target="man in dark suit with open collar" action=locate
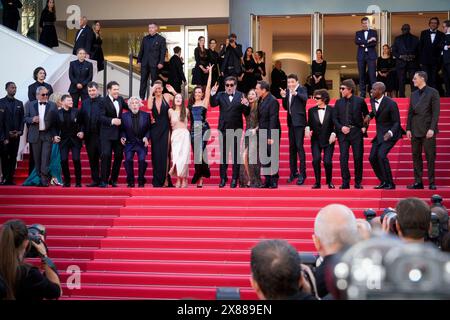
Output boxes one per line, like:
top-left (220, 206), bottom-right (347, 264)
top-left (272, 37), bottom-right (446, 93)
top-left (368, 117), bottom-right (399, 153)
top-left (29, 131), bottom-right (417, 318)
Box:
top-left (281, 73), bottom-right (308, 185)
top-left (98, 81), bottom-right (129, 188)
top-left (210, 76), bottom-right (250, 188)
top-left (69, 48), bottom-right (93, 108)
top-left (419, 17), bottom-right (446, 90)
top-left (306, 89), bottom-right (336, 189)
top-left (24, 86), bottom-right (57, 187)
top-left (73, 16), bottom-right (94, 57)
top-left (79, 82), bottom-right (102, 187)
top-left (137, 23), bottom-right (167, 100)
top-left (0, 82), bottom-right (24, 185)
top-left (256, 81), bottom-right (281, 189)
top-left (120, 98), bottom-right (151, 188)
top-left (368, 82), bottom-right (402, 190)
top-left (355, 17), bottom-right (378, 98)
top-left (406, 71), bottom-right (440, 190)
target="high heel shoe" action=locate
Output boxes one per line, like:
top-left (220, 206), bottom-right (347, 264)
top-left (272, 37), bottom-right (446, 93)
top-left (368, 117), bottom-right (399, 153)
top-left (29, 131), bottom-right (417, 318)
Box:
top-left (197, 178), bottom-right (203, 188)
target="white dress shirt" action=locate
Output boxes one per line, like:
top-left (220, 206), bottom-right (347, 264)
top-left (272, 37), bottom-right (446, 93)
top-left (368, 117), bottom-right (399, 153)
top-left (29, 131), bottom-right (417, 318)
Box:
top-left (76, 27), bottom-right (85, 42)
top-left (364, 30), bottom-right (369, 52)
top-left (318, 106), bottom-right (326, 124)
top-left (38, 102), bottom-right (46, 131)
top-left (375, 96), bottom-right (393, 137)
top-left (430, 29), bottom-right (436, 43)
top-left (109, 95), bottom-right (120, 117)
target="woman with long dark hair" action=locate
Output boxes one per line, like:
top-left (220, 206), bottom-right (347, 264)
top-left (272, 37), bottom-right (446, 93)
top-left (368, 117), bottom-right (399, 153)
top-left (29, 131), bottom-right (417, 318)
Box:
top-left (311, 49), bottom-right (327, 91)
top-left (192, 36), bottom-right (209, 86)
top-left (188, 64), bottom-right (215, 188)
top-left (208, 38), bottom-right (220, 86)
top-left (241, 47), bottom-right (257, 93)
top-left (92, 21), bottom-right (105, 72)
top-left (38, 0), bottom-right (59, 48)
top-left (0, 220), bottom-right (61, 300)
top-left (254, 50), bottom-right (266, 82)
top-left (377, 44), bottom-right (397, 97)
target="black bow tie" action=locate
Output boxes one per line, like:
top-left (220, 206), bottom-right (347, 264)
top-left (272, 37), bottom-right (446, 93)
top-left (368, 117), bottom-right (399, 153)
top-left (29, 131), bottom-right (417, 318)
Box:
top-left (430, 31), bottom-right (436, 34)
top-left (228, 94), bottom-right (234, 98)
top-left (39, 102), bottom-right (47, 106)
top-left (318, 107), bottom-right (325, 110)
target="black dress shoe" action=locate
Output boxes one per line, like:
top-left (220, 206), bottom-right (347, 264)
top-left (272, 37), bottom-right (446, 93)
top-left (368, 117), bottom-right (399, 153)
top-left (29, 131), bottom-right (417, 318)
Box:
top-left (127, 183), bottom-right (135, 188)
top-left (110, 181), bottom-right (118, 188)
top-left (75, 183), bottom-right (82, 188)
top-left (296, 176), bottom-right (306, 186)
top-left (340, 184), bottom-right (350, 189)
top-left (374, 182), bottom-right (387, 189)
top-left (355, 184), bottom-right (363, 189)
top-left (270, 181), bottom-right (278, 189)
top-left (383, 184), bottom-right (396, 190)
top-left (63, 183), bottom-right (71, 188)
top-left (98, 182), bottom-right (108, 188)
top-left (219, 178), bottom-right (227, 188)
top-left (328, 183), bottom-right (335, 189)
top-left (407, 182), bottom-right (424, 189)
top-left (312, 183), bottom-right (321, 189)
top-left (230, 179), bottom-right (238, 188)
top-left (86, 182), bottom-right (99, 187)
top-left (287, 173), bottom-right (299, 183)
top-left (138, 183), bottom-right (145, 188)
top-left (429, 184), bottom-right (437, 190)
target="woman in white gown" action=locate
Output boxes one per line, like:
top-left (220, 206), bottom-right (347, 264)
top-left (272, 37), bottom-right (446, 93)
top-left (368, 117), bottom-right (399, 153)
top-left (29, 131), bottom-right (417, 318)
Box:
top-left (168, 93), bottom-right (191, 188)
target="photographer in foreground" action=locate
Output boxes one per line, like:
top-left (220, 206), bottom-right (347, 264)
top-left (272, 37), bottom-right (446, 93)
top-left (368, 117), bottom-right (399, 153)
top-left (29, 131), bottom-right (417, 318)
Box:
top-left (0, 220), bottom-right (61, 300)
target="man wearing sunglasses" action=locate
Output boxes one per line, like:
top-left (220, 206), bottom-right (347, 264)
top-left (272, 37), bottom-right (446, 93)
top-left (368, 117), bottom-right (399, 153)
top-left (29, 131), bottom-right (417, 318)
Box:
top-left (24, 87), bottom-right (58, 187)
top-left (333, 79), bottom-right (370, 189)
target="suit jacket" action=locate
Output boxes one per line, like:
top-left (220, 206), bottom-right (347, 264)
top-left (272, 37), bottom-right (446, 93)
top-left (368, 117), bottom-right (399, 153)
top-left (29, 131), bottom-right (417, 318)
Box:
top-left (210, 91), bottom-right (250, 131)
top-left (0, 97), bottom-right (24, 134)
top-left (79, 96), bottom-right (101, 134)
top-left (333, 95), bottom-right (369, 140)
top-left (392, 33), bottom-right (420, 68)
top-left (308, 105), bottom-right (335, 148)
top-left (99, 96), bottom-right (129, 141)
top-left (68, 60), bottom-right (93, 94)
top-left (120, 111), bottom-right (151, 145)
top-left (355, 29), bottom-right (378, 60)
top-left (258, 94), bottom-right (281, 140)
top-left (369, 96), bottom-right (402, 145)
top-left (73, 25), bottom-right (95, 56)
top-left (55, 108), bottom-right (82, 148)
top-left (24, 101), bottom-right (57, 143)
top-left (168, 55), bottom-right (186, 88)
top-left (443, 34), bottom-right (450, 65)
top-left (137, 33), bottom-right (166, 68)
top-left (407, 86), bottom-right (440, 138)
top-left (1, 0), bottom-right (22, 21)
top-left (282, 85), bottom-right (308, 127)
top-left (220, 43), bottom-right (243, 75)
top-left (419, 29), bottom-right (446, 65)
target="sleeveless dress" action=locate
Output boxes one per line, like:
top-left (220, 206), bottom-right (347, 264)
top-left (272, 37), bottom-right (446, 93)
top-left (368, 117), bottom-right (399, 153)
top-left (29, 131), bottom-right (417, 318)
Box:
top-left (169, 109), bottom-right (191, 178)
top-left (189, 105), bottom-right (211, 181)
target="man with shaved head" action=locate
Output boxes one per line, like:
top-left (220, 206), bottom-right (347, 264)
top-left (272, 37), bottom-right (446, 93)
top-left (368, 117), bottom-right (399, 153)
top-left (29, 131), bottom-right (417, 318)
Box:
top-left (368, 82), bottom-right (402, 190)
top-left (313, 204), bottom-right (359, 298)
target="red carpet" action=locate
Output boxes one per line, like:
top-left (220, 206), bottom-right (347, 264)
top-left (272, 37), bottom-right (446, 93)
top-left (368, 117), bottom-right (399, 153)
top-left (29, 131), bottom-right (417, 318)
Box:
top-left (0, 98), bottom-right (449, 299)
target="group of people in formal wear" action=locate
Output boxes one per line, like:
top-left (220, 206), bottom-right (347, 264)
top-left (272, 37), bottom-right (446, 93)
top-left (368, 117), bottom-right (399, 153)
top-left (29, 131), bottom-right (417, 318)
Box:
top-left (357, 17), bottom-right (450, 98)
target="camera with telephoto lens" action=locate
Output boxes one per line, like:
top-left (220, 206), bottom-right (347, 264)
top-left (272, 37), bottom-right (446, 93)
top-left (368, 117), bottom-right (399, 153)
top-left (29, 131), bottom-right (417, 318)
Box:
top-left (431, 194), bottom-right (444, 207)
top-left (428, 195), bottom-right (449, 248)
top-left (380, 208), bottom-right (398, 235)
top-left (363, 209), bottom-right (377, 222)
top-left (26, 224), bottom-right (49, 258)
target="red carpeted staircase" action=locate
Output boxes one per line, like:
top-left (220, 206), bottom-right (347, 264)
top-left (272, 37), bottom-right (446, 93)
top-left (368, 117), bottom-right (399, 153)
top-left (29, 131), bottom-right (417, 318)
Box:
top-left (0, 98), bottom-right (449, 300)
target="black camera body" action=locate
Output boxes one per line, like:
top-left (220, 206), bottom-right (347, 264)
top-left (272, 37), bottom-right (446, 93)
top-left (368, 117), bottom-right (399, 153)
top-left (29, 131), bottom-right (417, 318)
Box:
top-left (363, 209), bottom-right (377, 222)
top-left (26, 224), bottom-right (48, 258)
top-left (380, 208), bottom-right (398, 235)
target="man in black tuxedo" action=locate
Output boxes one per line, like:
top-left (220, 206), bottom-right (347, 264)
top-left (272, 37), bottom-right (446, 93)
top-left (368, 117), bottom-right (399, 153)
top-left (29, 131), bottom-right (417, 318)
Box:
top-left (419, 17), bottom-right (446, 90)
top-left (270, 61), bottom-right (287, 99)
top-left (120, 97), bottom-right (151, 188)
top-left (256, 81), bottom-right (281, 189)
top-left (210, 76), bottom-right (250, 188)
top-left (280, 74), bottom-right (308, 185)
top-left (392, 24), bottom-right (420, 98)
top-left (333, 79), bottom-right (370, 189)
top-left (1, 0), bottom-right (22, 31)
top-left (406, 71), bottom-right (440, 190)
top-left (0, 82), bottom-right (24, 185)
top-left (368, 82), bottom-right (402, 190)
top-left (53, 95), bottom-right (83, 187)
top-left (220, 33), bottom-right (243, 79)
top-left (355, 17), bottom-right (378, 98)
top-left (443, 20), bottom-right (450, 97)
top-left (168, 46), bottom-right (186, 93)
top-left (73, 16), bottom-right (94, 57)
top-left (306, 89), bottom-right (336, 189)
top-left (79, 82), bottom-right (101, 187)
top-left (99, 81), bottom-right (129, 188)
top-left (69, 48), bottom-right (93, 108)
top-left (137, 23), bottom-right (167, 100)
top-left (24, 86), bottom-right (57, 187)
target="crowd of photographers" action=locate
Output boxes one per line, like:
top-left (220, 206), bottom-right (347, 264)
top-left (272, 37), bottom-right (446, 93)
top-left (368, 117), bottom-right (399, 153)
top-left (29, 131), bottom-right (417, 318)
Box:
top-left (0, 195), bottom-right (449, 300)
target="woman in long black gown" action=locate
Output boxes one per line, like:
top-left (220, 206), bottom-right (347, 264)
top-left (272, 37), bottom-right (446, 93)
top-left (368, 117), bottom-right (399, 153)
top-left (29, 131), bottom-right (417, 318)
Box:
top-left (92, 21), bottom-right (105, 72)
top-left (310, 49), bottom-right (327, 91)
top-left (192, 36), bottom-right (209, 87)
top-left (188, 65), bottom-right (215, 187)
top-left (254, 50), bottom-right (266, 82)
top-left (208, 39), bottom-right (220, 86)
top-left (241, 47), bottom-right (257, 94)
top-left (148, 80), bottom-right (177, 187)
top-left (377, 44), bottom-right (397, 97)
top-left (38, 0), bottom-right (58, 49)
